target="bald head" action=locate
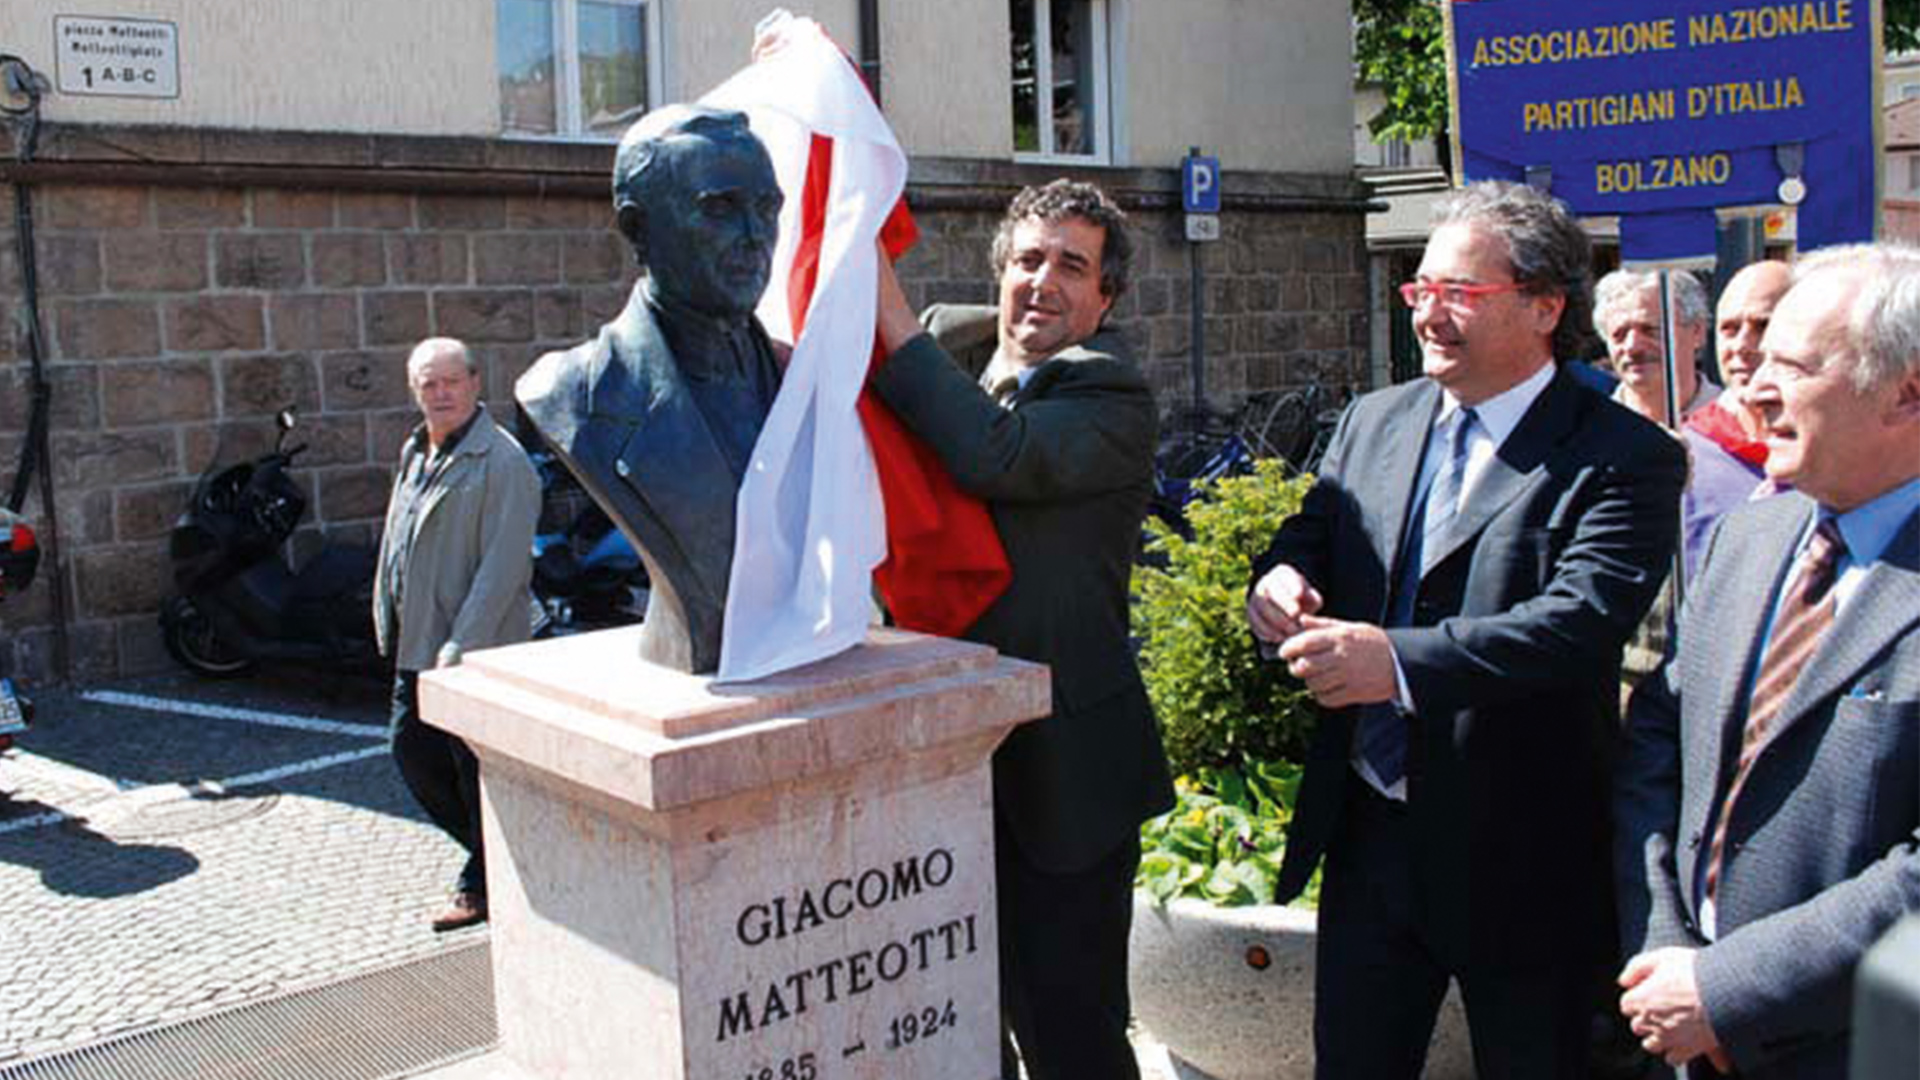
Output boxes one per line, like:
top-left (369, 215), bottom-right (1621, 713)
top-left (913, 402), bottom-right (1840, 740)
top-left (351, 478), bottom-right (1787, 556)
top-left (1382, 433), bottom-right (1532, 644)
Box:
top-left (1715, 261), bottom-right (1793, 389)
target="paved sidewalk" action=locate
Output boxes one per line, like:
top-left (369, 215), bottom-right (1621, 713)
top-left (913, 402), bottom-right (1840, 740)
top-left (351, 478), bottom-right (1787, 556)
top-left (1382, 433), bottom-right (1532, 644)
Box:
top-left (0, 669), bottom-right (1181, 1077)
top-left (0, 671), bottom-right (482, 1063)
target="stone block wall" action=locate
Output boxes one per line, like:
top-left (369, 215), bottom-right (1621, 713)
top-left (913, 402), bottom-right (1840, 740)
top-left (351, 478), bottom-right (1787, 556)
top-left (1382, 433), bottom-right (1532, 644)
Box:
top-left (0, 178), bottom-right (641, 682)
top-left (0, 132), bottom-right (1368, 683)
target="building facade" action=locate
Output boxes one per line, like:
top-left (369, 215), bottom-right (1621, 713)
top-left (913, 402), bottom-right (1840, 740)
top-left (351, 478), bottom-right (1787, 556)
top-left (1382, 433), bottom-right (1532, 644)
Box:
top-left (0, 0), bottom-right (1367, 681)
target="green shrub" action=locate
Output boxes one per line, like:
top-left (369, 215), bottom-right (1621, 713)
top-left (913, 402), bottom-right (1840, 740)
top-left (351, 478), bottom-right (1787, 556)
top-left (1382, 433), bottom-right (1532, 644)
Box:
top-left (1132, 459), bottom-right (1319, 775)
top-left (1132, 460), bottom-right (1323, 908)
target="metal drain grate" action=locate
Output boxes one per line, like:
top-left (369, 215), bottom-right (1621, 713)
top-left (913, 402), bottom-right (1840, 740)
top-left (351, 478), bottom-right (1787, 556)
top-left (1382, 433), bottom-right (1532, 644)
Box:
top-left (0, 944), bottom-right (495, 1080)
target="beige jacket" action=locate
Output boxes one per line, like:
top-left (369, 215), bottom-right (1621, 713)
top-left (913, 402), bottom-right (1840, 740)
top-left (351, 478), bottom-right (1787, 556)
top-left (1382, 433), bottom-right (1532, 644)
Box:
top-left (373, 406), bottom-right (540, 672)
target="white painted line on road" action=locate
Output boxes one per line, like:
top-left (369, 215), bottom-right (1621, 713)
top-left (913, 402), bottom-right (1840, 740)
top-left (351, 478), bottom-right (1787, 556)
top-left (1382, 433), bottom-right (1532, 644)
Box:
top-left (215, 744), bottom-right (391, 789)
top-left (4, 750), bottom-right (129, 793)
top-left (79, 690), bottom-right (385, 740)
top-left (0, 744), bottom-right (393, 836)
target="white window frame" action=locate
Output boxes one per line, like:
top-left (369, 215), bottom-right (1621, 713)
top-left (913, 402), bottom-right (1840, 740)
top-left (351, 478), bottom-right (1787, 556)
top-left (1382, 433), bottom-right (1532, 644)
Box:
top-left (500, 0), bottom-right (665, 142)
top-left (1013, 0), bottom-right (1116, 166)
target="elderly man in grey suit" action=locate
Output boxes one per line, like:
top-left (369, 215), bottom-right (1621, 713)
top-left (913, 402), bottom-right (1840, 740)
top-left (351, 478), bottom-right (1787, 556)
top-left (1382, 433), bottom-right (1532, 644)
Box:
top-left (376, 337), bottom-right (540, 931)
top-left (1615, 242), bottom-right (1920, 1078)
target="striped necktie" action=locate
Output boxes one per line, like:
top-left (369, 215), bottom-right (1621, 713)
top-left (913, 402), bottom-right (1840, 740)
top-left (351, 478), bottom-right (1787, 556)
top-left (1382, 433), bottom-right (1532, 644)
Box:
top-left (1356, 407), bottom-right (1479, 790)
top-left (1702, 517), bottom-right (1845, 903)
top-left (1420, 407), bottom-right (1477, 578)
top-left (979, 361), bottom-right (1022, 408)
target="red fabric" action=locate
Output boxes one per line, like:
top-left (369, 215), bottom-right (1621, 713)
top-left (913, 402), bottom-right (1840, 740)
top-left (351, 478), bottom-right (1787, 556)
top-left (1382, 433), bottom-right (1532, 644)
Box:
top-left (1685, 401), bottom-right (1769, 469)
top-left (784, 137), bottom-right (1010, 637)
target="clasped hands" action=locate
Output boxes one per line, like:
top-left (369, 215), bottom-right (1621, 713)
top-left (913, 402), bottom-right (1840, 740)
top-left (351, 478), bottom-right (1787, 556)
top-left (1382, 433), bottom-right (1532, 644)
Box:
top-left (1246, 564), bottom-right (1397, 708)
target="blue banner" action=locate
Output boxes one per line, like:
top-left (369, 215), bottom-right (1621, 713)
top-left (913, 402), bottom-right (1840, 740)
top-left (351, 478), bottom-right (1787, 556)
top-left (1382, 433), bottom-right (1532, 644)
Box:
top-left (1449, 0), bottom-right (1877, 260)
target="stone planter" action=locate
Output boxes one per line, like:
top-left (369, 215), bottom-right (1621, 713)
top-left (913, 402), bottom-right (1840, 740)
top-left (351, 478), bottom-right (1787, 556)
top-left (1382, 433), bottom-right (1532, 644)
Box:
top-left (1130, 893), bottom-right (1474, 1079)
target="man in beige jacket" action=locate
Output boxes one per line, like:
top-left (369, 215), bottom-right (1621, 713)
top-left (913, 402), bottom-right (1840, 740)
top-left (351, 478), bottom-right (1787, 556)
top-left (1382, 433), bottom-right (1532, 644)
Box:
top-left (374, 337), bottom-right (539, 931)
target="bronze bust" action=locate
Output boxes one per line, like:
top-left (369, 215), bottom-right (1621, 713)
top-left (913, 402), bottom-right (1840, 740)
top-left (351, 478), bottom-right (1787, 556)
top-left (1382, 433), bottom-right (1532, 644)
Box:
top-left (516, 105), bottom-right (785, 674)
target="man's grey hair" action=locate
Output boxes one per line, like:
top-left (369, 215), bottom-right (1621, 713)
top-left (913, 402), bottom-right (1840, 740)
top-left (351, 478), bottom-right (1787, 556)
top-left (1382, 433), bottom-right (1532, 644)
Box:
top-left (1592, 268), bottom-right (1709, 339)
top-left (1431, 181), bottom-right (1593, 359)
top-left (1792, 242), bottom-right (1920, 393)
top-left (990, 178), bottom-right (1133, 300)
top-left (408, 337), bottom-right (477, 377)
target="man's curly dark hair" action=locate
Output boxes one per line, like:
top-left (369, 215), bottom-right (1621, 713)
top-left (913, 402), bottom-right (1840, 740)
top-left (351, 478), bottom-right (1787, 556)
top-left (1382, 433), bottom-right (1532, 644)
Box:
top-left (990, 179), bottom-right (1133, 300)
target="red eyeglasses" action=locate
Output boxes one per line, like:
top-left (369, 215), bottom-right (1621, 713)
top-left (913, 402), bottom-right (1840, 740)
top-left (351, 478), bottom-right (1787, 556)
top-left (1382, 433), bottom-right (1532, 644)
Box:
top-left (1397, 280), bottom-right (1530, 310)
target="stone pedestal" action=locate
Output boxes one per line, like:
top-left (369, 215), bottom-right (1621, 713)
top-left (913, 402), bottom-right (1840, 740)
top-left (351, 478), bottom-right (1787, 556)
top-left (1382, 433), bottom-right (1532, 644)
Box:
top-left (419, 626), bottom-right (1048, 1080)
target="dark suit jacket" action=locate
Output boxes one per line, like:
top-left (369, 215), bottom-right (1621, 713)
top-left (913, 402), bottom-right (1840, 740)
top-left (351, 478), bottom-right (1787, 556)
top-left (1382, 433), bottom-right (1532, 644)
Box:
top-left (516, 283), bottom-right (775, 673)
top-left (1616, 493), bottom-right (1920, 1080)
top-left (1256, 366), bottom-right (1685, 974)
top-left (869, 305), bottom-right (1174, 873)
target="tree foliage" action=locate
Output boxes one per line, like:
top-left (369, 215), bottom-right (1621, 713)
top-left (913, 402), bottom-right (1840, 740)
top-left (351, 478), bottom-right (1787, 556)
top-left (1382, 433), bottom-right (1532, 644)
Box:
top-left (1355, 0), bottom-right (1920, 149)
top-left (1354, 0), bottom-right (1451, 146)
top-left (1891, 0), bottom-right (1920, 53)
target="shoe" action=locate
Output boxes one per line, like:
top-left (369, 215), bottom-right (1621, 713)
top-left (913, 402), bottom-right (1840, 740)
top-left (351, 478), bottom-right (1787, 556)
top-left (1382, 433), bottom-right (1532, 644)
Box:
top-left (431, 890), bottom-right (488, 932)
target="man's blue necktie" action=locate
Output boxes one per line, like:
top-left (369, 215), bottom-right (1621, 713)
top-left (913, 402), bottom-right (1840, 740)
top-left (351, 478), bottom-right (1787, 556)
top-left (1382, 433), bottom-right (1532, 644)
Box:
top-left (1358, 407), bottom-right (1477, 790)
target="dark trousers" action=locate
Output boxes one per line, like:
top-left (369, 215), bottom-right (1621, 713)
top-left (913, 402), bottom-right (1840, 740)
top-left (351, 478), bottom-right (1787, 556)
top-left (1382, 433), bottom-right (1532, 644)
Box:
top-left (1313, 776), bottom-right (1590, 1080)
top-left (390, 670), bottom-right (485, 895)
top-left (997, 817), bottom-right (1141, 1080)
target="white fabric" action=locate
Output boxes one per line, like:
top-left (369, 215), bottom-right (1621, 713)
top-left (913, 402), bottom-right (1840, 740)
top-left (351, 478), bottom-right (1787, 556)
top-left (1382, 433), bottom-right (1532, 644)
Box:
top-left (702, 11), bottom-right (904, 681)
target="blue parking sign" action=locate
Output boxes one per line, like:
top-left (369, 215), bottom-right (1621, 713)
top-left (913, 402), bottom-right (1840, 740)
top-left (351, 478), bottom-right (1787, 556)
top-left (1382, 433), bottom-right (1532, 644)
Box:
top-left (1182, 155), bottom-right (1221, 214)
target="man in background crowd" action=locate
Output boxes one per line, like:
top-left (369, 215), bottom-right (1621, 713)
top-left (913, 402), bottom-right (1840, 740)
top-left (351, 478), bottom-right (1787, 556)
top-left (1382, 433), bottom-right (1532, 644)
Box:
top-left (1594, 268), bottom-right (1718, 428)
top-left (1687, 259), bottom-right (1795, 498)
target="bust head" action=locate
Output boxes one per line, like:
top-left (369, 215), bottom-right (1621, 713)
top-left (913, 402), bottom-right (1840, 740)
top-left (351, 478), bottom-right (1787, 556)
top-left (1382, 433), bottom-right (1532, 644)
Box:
top-left (613, 105), bottom-right (783, 320)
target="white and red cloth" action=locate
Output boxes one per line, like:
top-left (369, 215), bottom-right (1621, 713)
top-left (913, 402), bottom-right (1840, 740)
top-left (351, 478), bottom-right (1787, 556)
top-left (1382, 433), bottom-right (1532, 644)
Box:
top-left (704, 12), bottom-right (1008, 681)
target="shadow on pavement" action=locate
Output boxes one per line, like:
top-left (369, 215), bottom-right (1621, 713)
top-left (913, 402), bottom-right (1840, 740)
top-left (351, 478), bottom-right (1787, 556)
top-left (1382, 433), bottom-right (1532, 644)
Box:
top-left (0, 795), bottom-right (200, 897)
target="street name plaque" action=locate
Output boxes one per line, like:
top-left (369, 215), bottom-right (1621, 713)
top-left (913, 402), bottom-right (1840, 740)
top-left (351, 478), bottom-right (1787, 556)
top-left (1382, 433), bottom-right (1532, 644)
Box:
top-left (420, 626), bottom-right (1048, 1079)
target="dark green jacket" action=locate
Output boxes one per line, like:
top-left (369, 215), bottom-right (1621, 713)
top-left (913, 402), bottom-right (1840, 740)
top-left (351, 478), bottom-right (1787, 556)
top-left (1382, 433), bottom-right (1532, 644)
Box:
top-left (871, 305), bottom-right (1173, 872)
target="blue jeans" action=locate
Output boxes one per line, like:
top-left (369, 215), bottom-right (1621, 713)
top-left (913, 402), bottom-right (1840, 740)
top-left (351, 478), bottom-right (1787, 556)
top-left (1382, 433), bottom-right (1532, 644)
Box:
top-left (390, 670), bottom-right (485, 895)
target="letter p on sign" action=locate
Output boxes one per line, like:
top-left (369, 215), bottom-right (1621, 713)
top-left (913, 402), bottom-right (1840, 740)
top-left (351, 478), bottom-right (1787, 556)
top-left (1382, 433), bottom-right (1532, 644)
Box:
top-left (1183, 155), bottom-right (1221, 214)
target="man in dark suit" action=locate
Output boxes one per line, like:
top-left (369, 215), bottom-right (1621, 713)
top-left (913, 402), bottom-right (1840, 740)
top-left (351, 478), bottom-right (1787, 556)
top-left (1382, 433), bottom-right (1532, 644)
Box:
top-left (872, 180), bottom-right (1172, 1080)
top-left (1247, 180), bottom-right (1686, 1078)
top-left (1615, 243), bottom-right (1920, 1079)
top-left (517, 105), bottom-right (783, 674)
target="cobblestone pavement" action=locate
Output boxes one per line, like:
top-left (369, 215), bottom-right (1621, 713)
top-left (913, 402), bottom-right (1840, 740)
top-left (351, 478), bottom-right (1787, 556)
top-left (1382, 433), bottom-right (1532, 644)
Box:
top-left (0, 669), bottom-right (482, 1064)
top-left (0, 667), bottom-right (1181, 1078)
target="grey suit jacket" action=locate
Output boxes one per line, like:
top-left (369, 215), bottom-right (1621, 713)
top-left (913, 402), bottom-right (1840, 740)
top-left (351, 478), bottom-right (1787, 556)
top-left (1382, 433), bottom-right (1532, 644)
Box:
top-left (373, 406), bottom-right (539, 672)
top-left (1257, 366), bottom-right (1686, 974)
top-left (1616, 493), bottom-right (1920, 1079)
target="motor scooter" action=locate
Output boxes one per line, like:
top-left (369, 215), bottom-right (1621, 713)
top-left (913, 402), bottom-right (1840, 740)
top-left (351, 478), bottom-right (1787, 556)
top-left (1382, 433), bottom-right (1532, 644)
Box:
top-left (160, 408), bottom-right (382, 678)
top-left (526, 446), bottom-right (648, 638)
top-left (0, 506), bottom-right (39, 752)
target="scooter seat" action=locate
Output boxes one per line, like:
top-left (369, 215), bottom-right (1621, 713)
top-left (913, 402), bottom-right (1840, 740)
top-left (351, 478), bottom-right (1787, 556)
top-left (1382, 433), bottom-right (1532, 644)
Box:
top-left (290, 543), bottom-right (376, 602)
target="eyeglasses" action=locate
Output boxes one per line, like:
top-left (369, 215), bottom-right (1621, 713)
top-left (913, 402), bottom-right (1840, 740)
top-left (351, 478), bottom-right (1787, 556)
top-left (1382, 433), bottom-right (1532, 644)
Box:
top-left (1397, 280), bottom-right (1530, 311)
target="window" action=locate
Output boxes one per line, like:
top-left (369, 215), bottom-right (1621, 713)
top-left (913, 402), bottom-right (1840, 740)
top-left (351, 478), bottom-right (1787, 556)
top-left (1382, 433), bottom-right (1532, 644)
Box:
top-left (498, 0), bottom-right (660, 139)
top-left (1011, 0), bottom-right (1112, 162)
